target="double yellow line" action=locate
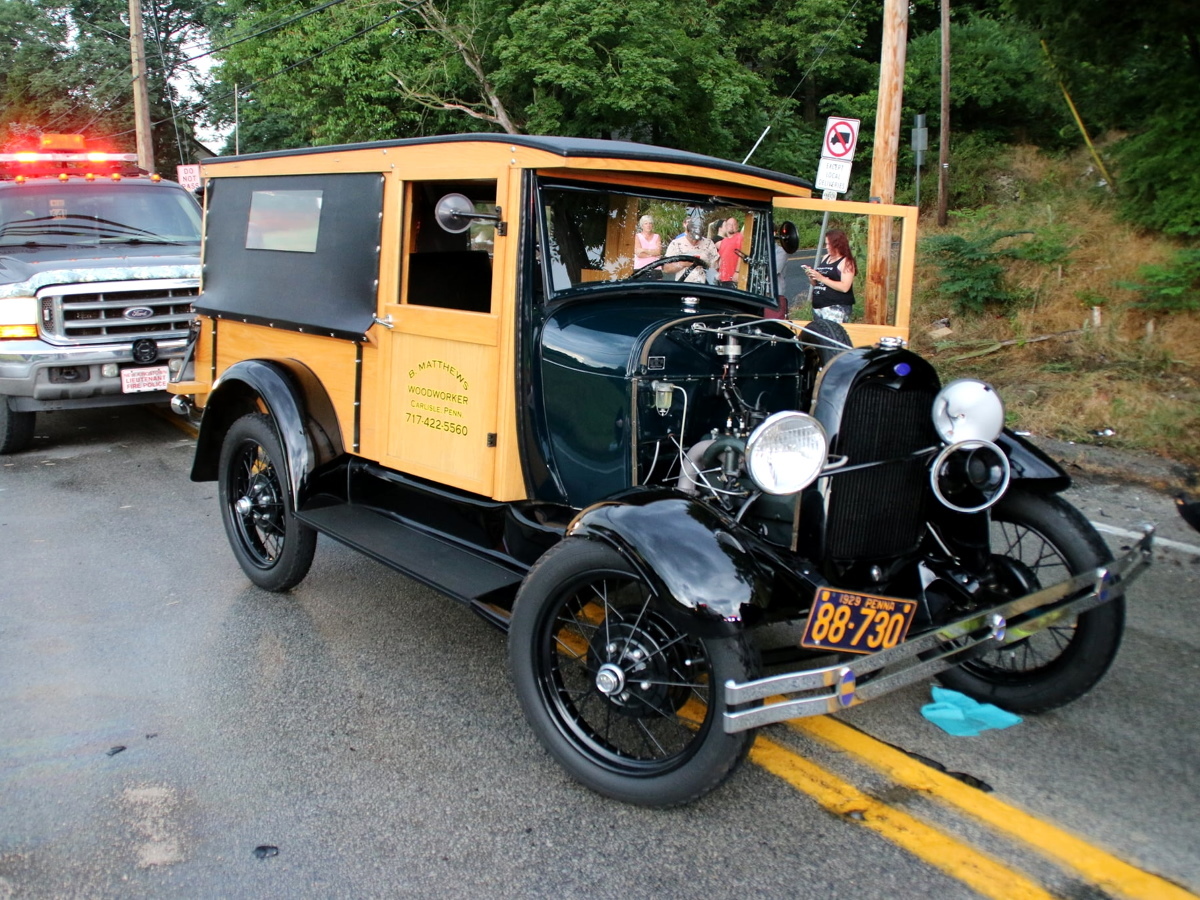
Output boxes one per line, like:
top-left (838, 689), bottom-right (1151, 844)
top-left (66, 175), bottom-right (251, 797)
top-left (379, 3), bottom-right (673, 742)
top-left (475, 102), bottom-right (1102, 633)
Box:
top-left (751, 716), bottom-right (1196, 900)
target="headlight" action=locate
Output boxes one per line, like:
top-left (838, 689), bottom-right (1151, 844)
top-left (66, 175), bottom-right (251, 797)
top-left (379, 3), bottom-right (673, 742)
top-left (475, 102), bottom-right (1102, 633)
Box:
top-left (745, 411), bottom-right (827, 495)
top-left (932, 379), bottom-right (1005, 443)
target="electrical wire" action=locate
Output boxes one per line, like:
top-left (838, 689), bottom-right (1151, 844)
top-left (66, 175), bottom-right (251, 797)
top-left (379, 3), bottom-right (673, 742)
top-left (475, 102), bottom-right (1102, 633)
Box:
top-left (743, 0), bottom-right (865, 164)
top-left (104, 2), bottom-right (424, 141)
top-left (54, 0), bottom-right (350, 141)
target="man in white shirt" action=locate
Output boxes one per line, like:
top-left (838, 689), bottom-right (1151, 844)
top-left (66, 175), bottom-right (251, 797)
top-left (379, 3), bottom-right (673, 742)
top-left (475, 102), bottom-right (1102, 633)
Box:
top-left (663, 216), bottom-right (719, 284)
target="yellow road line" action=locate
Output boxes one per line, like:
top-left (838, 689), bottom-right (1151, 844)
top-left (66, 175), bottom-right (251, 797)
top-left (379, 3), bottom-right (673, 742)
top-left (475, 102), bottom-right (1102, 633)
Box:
top-left (793, 716), bottom-right (1198, 900)
top-left (750, 735), bottom-right (1055, 900)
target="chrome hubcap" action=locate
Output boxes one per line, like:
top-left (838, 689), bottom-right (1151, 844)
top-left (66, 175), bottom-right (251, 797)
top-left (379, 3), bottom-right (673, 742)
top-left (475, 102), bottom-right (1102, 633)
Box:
top-left (595, 662), bottom-right (626, 696)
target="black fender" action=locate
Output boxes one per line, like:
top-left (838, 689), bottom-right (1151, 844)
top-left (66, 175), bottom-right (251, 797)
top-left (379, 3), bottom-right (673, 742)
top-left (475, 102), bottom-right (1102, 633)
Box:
top-left (191, 359), bottom-right (343, 504)
top-left (567, 488), bottom-right (814, 631)
top-left (999, 429), bottom-right (1071, 491)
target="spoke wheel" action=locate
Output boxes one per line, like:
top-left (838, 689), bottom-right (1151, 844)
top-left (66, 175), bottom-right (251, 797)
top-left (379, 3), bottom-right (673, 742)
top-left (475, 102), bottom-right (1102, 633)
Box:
top-left (218, 413), bottom-right (316, 592)
top-left (509, 539), bottom-right (756, 806)
top-left (938, 490), bottom-right (1123, 712)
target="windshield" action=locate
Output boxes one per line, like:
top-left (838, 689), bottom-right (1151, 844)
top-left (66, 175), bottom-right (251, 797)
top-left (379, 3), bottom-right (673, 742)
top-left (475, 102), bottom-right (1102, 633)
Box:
top-left (0, 182), bottom-right (202, 247)
top-left (538, 181), bottom-right (777, 302)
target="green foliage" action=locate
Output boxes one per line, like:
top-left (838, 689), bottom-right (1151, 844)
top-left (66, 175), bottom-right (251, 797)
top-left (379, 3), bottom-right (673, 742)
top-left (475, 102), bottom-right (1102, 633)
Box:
top-left (1112, 100), bottom-right (1200, 239)
top-left (905, 13), bottom-right (1066, 144)
top-left (924, 227), bottom-right (1030, 312)
top-left (1118, 249), bottom-right (1200, 313)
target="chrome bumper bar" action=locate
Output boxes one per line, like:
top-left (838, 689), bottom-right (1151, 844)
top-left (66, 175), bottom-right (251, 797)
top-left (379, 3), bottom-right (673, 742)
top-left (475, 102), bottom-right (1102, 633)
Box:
top-left (722, 527), bottom-right (1155, 733)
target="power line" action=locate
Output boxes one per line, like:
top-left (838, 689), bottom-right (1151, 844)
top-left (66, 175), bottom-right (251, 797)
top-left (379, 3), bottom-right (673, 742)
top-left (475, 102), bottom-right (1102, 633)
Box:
top-left (103, 2), bottom-right (423, 142)
top-left (53, 0), bottom-right (349, 139)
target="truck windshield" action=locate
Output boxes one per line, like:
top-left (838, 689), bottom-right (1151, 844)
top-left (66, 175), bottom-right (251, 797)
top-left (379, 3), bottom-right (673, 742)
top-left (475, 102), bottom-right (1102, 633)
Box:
top-left (538, 181), bottom-right (776, 302)
top-left (0, 183), bottom-right (201, 247)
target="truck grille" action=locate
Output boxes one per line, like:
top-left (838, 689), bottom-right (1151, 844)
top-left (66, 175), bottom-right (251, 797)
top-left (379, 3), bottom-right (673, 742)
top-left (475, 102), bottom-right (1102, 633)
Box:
top-left (825, 381), bottom-right (940, 560)
top-left (38, 278), bottom-right (198, 345)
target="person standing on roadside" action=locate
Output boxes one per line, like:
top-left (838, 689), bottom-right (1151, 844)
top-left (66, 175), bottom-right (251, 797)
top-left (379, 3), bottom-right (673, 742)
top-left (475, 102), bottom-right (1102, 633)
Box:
top-left (804, 229), bottom-right (857, 323)
top-left (632, 214), bottom-right (663, 273)
top-left (716, 216), bottom-right (743, 287)
top-left (664, 215), bottom-right (719, 283)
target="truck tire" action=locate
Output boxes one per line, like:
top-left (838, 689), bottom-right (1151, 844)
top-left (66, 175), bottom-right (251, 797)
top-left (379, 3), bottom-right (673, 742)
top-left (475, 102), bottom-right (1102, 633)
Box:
top-left (0, 399), bottom-right (35, 454)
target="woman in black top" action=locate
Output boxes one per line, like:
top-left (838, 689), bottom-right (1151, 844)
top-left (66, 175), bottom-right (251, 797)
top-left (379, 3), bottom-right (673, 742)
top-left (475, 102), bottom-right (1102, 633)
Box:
top-left (804, 229), bottom-right (857, 324)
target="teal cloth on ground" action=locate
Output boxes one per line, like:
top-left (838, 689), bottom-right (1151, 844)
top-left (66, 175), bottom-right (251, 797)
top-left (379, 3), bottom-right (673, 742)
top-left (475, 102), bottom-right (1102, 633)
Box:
top-left (920, 686), bottom-right (1023, 736)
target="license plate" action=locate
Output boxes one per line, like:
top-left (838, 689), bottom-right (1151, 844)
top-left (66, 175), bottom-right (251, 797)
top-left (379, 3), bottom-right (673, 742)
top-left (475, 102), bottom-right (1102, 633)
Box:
top-left (800, 587), bottom-right (918, 655)
top-left (120, 365), bottom-right (169, 393)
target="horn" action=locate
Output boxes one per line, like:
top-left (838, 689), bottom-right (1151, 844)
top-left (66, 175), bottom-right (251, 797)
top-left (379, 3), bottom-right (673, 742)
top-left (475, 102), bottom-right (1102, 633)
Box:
top-left (930, 439), bottom-right (1011, 513)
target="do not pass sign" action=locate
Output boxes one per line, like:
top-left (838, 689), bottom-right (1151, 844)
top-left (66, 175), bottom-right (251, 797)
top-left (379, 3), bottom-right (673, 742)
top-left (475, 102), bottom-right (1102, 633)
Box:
top-left (822, 118), bottom-right (860, 162)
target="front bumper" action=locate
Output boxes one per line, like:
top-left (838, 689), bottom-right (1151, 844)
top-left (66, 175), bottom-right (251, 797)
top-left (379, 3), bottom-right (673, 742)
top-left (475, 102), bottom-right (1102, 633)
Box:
top-left (0, 336), bottom-right (188, 408)
top-left (722, 527), bottom-right (1155, 733)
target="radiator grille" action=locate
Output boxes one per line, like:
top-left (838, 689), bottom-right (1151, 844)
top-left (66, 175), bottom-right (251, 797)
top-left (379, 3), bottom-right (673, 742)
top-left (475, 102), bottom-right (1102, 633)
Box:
top-left (825, 381), bottom-right (940, 559)
top-left (38, 279), bottom-right (198, 345)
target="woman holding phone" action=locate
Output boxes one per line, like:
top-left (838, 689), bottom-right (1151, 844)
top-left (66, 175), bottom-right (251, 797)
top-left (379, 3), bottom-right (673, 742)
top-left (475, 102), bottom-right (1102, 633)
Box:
top-left (804, 229), bottom-right (857, 324)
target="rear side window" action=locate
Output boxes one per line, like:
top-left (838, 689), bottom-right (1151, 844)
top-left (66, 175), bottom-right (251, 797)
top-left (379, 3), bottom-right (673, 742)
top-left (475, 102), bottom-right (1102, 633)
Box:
top-left (246, 190), bottom-right (322, 252)
top-left (198, 172), bottom-right (383, 341)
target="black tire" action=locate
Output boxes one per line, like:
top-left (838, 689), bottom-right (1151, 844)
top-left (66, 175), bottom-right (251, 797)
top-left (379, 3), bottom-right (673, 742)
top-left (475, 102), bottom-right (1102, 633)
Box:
top-left (218, 412), bottom-right (316, 592)
top-left (0, 398), bottom-right (35, 454)
top-left (937, 490), bottom-right (1123, 712)
top-left (508, 538), bottom-right (757, 806)
top-left (800, 318), bottom-right (852, 366)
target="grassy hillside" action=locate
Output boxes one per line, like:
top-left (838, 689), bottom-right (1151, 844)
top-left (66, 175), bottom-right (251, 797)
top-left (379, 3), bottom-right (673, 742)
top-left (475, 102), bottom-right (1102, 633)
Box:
top-left (904, 145), bottom-right (1200, 470)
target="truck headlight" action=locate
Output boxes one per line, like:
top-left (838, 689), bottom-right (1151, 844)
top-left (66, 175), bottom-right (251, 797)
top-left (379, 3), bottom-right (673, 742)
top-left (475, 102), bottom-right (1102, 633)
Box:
top-left (0, 296), bottom-right (38, 339)
top-left (932, 379), bottom-right (1005, 443)
top-left (745, 411), bottom-right (828, 495)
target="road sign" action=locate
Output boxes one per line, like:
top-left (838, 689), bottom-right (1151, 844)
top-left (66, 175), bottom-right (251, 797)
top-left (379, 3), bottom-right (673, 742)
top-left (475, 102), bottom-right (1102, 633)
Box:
top-left (822, 190), bottom-right (838, 201)
top-left (815, 158), bottom-right (853, 193)
top-left (822, 117), bottom-right (860, 161)
top-left (176, 164), bottom-right (201, 192)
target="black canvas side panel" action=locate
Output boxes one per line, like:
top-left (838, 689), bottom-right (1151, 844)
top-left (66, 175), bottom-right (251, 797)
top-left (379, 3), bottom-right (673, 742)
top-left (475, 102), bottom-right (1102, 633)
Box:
top-left (198, 173), bottom-right (383, 340)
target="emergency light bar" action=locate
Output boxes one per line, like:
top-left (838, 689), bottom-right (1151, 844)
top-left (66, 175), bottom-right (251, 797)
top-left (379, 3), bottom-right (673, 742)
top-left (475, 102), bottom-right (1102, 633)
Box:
top-left (0, 152), bottom-right (139, 163)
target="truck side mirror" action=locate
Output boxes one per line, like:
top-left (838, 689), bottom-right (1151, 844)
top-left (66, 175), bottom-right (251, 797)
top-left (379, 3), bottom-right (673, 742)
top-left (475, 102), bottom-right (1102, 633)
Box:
top-left (778, 221), bottom-right (800, 255)
top-left (434, 192), bottom-right (501, 233)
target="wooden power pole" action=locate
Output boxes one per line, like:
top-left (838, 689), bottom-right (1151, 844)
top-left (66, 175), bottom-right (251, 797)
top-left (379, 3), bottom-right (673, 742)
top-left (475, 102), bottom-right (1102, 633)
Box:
top-left (937, 0), bottom-right (951, 226)
top-left (865, 0), bottom-right (908, 324)
top-left (128, 0), bottom-right (155, 173)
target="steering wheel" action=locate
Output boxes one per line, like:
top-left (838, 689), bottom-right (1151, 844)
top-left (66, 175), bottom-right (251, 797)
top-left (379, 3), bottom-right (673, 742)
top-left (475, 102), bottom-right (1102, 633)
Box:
top-left (627, 254), bottom-right (707, 281)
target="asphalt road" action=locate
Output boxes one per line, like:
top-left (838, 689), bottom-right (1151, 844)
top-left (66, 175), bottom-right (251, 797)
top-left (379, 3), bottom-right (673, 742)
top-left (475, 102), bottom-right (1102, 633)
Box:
top-left (1, 405), bottom-right (1197, 899)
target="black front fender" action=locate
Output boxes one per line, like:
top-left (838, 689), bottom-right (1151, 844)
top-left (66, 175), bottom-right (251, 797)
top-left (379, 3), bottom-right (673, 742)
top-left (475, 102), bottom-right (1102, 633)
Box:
top-left (191, 360), bottom-right (312, 500)
top-left (999, 429), bottom-right (1071, 491)
top-left (567, 489), bottom-right (813, 628)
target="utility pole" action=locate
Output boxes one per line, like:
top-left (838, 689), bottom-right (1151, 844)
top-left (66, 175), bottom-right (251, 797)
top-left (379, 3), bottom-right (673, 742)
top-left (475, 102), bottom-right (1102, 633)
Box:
top-left (865, 0), bottom-right (908, 325)
top-left (128, 0), bottom-right (155, 173)
top-left (937, 0), bottom-right (951, 226)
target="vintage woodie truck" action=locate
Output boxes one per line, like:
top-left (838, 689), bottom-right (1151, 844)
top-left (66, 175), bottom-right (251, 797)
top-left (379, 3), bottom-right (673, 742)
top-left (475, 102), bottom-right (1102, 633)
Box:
top-left (171, 134), bottom-right (1151, 807)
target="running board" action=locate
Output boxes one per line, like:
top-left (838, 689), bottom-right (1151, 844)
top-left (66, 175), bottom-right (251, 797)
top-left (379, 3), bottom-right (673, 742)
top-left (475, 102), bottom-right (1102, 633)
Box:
top-left (296, 503), bottom-right (525, 608)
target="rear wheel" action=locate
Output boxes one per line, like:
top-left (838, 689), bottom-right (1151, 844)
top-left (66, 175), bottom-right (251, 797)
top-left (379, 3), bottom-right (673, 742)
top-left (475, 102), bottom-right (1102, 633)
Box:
top-left (800, 318), bottom-right (851, 366)
top-left (937, 490), bottom-right (1123, 712)
top-left (509, 539), bottom-right (757, 806)
top-left (0, 399), bottom-right (35, 454)
top-left (218, 412), bottom-right (316, 592)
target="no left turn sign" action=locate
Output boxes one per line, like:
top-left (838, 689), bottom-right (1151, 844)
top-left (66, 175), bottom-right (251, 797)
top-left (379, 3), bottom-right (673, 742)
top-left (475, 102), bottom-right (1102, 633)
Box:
top-left (823, 117), bottom-right (860, 161)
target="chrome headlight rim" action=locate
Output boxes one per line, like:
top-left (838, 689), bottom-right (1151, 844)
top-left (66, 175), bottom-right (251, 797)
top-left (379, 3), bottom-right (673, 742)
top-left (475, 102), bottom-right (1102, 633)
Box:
top-left (930, 438), bottom-right (1012, 513)
top-left (932, 378), bottom-right (1006, 444)
top-left (744, 410), bottom-right (828, 496)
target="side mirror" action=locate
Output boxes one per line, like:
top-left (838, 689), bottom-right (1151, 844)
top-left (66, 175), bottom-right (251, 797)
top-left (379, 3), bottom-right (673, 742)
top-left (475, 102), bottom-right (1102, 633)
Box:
top-left (434, 193), bottom-right (501, 233)
top-left (778, 221), bottom-right (800, 255)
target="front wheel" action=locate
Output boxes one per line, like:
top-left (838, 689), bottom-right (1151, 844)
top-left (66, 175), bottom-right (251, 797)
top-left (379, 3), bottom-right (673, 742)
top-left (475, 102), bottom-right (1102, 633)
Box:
top-left (0, 399), bottom-right (35, 454)
top-left (218, 412), bottom-right (316, 592)
top-left (937, 490), bottom-right (1123, 712)
top-left (509, 539), bottom-right (757, 806)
